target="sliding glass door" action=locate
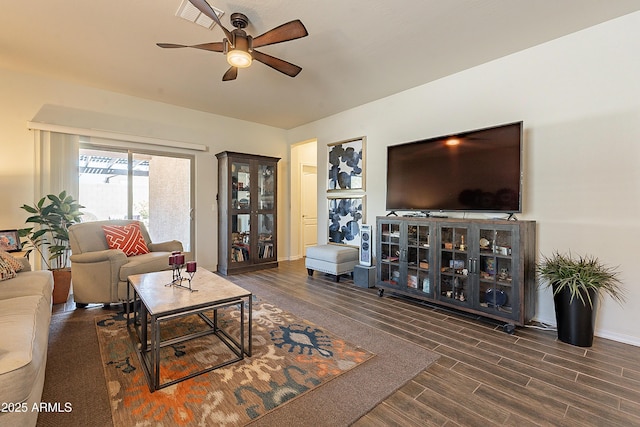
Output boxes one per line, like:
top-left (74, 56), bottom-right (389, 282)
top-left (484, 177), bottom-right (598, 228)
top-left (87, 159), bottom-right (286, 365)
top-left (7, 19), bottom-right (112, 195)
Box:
top-left (79, 147), bottom-right (193, 251)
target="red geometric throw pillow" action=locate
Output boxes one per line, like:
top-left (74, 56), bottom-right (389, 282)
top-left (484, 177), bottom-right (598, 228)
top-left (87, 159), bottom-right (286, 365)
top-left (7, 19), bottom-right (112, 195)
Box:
top-left (102, 222), bottom-right (150, 256)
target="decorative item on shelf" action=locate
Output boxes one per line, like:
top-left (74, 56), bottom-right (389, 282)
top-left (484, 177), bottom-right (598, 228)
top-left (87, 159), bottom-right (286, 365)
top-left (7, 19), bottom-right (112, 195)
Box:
top-left (485, 288), bottom-right (507, 307)
top-left (485, 257), bottom-right (496, 275)
top-left (167, 252), bottom-right (198, 292)
top-left (479, 237), bottom-right (490, 249)
top-left (450, 259), bottom-right (465, 269)
top-left (407, 274), bottom-right (418, 289)
top-left (495, 245), bottom-right (511, 256)
top-left (422, 277), bottom-right (430, 293)
top-left (537, 251), bottom-right (625, 347)
top-left (459, 235), bottom-right (466, 251)
top-left (498, 267), bottom-right (510, 281)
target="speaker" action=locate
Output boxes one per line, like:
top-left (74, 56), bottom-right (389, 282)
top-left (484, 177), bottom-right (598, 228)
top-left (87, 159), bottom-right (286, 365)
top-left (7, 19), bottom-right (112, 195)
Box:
top-left (359, 224), bottom-right (372, 266)
top-left (354, 264), bottom-right (376, 288)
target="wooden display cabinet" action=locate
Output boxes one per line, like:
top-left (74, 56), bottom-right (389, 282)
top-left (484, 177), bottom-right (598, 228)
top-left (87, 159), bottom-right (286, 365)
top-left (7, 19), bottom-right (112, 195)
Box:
top-left (216, 152), bottom-right (279, 275)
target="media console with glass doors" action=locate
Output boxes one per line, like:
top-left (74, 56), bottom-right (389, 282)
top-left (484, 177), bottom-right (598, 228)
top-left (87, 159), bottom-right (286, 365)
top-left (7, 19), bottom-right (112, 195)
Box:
top-left (376, 216), bottom-right (536, 327)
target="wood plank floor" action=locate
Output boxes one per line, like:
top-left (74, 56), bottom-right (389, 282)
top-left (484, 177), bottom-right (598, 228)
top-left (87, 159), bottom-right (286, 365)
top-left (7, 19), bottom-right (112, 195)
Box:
top-left (224, 260), bottom-right (640, 427)
top-left (55, 259), bottom-right (640, 426)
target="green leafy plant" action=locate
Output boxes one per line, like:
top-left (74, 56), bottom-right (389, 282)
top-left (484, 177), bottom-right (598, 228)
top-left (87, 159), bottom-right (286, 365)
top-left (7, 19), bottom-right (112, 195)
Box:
top-left (537, 251), bottom-right (625, 308)
top-left (18, 191), bottom-right (84, 270)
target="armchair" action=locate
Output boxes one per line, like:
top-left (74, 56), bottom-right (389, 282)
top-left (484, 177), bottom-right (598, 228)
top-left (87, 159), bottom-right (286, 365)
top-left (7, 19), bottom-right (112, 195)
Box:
top-left (68, 220), bottom-right (183, 307)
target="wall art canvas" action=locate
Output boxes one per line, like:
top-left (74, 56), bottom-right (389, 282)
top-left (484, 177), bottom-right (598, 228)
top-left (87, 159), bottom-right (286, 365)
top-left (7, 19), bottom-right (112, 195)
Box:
top-left (327, 137), bottom-right (365, 191)
top-left (328, 196), bottom-right (365, 247)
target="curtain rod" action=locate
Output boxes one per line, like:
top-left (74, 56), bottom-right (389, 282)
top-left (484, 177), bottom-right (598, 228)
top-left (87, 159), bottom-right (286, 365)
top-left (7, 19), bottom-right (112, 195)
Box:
top-left (27, 121), bottom-right (208, 152)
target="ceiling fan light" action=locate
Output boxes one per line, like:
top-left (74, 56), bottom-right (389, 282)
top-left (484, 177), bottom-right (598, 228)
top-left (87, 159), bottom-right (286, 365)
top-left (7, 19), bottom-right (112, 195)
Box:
top-left (227, 49), bottom-right (252, 68)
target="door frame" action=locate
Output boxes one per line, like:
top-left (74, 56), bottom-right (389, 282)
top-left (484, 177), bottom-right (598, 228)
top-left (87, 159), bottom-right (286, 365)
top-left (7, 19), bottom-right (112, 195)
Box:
top-left (299, 163), bottom-right (318, 257)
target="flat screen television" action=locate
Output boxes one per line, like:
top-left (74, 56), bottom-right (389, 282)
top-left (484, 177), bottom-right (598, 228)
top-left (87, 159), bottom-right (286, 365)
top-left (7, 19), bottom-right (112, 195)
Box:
top-left (386, 121), bottom-right (523, 213)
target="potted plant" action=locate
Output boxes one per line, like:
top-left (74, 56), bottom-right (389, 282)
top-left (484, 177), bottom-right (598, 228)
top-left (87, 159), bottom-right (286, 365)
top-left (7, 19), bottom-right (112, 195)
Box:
top-left (18, 191), bottom-right (84, 304)
top-left (537, 251), bottom-right (625, 347)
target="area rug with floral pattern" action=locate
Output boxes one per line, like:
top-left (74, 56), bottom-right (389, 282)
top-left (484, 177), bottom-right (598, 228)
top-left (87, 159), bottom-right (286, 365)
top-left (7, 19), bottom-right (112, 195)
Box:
top-left (95, 297), bottom-right (374, 426)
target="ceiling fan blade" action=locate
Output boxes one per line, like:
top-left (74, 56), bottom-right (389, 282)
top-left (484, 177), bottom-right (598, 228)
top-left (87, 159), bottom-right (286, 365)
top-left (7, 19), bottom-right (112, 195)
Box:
top-left (253, 20), bottom-right (308, 48)
top-left (252, 50), bottom-right (302, 77)
top-left (190, 42), bottom-right (224, 52)
top-left (157, 43), bottom-right (189, 49)
top-left (222, 67), bottom-right (238, 81)
top-left (188, 0), bottom-right (234, 42)
top-left (157, 42), bottom-right (224, 52)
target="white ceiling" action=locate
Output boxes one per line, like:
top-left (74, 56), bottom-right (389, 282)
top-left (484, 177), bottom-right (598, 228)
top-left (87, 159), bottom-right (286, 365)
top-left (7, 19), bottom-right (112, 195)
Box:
top-left (2, 1), bottom-right (640, 129)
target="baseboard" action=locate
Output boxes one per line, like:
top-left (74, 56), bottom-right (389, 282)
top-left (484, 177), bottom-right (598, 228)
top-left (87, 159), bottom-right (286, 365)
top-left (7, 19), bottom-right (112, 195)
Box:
top-left (595, 329), bottom-right (640, 347)
top-left (531, 315), bottom-right (640, 347)
top-left (531, 315), bottom-right (555, 327)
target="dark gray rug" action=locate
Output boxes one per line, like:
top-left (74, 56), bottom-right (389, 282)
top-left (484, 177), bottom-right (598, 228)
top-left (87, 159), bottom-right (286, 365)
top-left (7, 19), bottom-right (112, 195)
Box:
top-left (37, 306), bottom-right (113, 427)
top-left (37, 283), bottom-right (439, 427)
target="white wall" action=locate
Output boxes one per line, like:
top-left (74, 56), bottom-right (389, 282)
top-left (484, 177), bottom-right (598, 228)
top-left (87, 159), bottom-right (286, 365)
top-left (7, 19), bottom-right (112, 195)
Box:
top-left (0, 67), bottom-right (289, 271)
top-left (287, 12), bottom-right (640, 346)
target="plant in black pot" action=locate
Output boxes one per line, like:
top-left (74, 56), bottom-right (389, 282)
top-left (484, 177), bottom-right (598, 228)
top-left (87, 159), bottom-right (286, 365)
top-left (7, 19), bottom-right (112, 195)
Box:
top-left (18, 191), bottom-right (84, 304)
top-left (537, 251), bottom-right (625, 347)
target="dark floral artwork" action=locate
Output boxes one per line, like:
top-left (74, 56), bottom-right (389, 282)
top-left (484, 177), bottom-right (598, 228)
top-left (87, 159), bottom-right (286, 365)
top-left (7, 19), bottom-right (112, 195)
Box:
top-left (328, 197), bottom-right (364, 247)
top-left (327, 137), bottom-right (364, 190)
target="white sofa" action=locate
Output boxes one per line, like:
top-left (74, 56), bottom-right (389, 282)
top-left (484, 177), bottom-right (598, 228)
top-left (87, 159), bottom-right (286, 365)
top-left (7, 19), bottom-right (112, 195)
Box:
top-left (0, 257), bottom-right (53, 427)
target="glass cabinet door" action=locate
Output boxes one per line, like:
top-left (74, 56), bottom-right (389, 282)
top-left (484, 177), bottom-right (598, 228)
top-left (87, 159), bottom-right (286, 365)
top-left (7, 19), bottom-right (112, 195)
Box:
top-left (407, 223), bottom-right (432, 297)
top-left (379, 222), bottom-right (402, 286)
top-left (477, 227), bottom-right (515, 317)
top-left (439, 226), bottom-right (470, 306)
top-left (232, 162), bottom-right (251, 211)
top-left (231, 161), bottom-right (251, 264)
top-left (257, 163), bottom-right (276, 210)
top-left (231, 214), bottom-right (250, 263)
top-left (257, 213), bottom-right (275, 259)
top-left (256, 162), bottom-right (276, 261)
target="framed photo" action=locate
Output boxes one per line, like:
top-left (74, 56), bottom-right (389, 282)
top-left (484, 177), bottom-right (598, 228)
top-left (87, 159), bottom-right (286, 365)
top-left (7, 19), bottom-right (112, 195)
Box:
top-left (328, 196), bottom-right (365, 247)
top-left (327, 136), bottom-right (366, 191)
top-left (0, 230), bottom-right (22, 252)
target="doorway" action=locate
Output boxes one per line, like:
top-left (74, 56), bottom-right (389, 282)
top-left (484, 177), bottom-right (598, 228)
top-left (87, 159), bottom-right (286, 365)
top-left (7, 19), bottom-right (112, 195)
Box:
top-left (291, 139), bottom-right (318, 259)
top-left (300, 164), bottom-right (317, 255)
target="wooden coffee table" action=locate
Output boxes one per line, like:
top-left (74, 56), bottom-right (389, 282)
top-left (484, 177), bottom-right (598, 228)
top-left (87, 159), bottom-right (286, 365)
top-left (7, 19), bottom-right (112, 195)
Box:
top-left (126, 267), bottom-right (252, 392)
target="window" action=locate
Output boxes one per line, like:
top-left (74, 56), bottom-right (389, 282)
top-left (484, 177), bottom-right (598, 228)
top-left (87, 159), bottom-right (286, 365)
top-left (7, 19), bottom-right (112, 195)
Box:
top-left (79, 146), bottom-right (193, 251)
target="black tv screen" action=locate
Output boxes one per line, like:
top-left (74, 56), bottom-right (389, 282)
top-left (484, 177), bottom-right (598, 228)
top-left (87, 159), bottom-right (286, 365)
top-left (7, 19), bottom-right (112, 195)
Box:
top-left (386, 121), bottom-right (523, 213)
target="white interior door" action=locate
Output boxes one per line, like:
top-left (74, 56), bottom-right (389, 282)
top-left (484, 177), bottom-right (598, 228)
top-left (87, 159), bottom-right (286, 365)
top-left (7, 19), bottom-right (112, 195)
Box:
top-left (301, 164), bottom-right (317, 256)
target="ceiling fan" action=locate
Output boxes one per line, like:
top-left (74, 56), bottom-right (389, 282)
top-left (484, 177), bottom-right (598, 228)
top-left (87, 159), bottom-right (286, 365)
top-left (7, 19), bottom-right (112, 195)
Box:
top-left (157, 0), bottom-right (308, 81)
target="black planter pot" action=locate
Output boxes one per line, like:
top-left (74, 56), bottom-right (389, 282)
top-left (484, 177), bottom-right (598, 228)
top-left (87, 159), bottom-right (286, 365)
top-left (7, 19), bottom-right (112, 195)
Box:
top-left (553, 284), bottom-right (598, 347)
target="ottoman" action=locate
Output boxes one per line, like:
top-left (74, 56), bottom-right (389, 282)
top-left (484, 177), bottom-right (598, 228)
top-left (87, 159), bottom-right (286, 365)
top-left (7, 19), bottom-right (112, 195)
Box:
top-left (305, 244), bottom-right (359, 282)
